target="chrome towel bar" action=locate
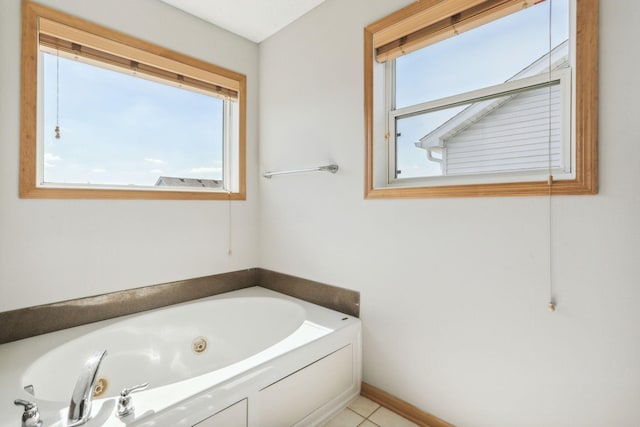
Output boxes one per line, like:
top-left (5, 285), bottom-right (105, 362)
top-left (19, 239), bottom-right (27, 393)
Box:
top-left (262, 164), bottom-right (338, 179)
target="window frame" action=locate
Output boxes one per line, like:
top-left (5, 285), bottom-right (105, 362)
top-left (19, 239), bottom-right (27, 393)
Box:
top-left (364, 0), bottom-right (598, 198)
top-left (20, 1), bottom-right (247, 200)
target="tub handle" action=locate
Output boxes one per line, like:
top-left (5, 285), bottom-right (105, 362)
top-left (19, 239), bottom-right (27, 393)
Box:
top-left (13, 399), bottom-right (43, 427)
top-left (117, 382), bottom-right (149, 418)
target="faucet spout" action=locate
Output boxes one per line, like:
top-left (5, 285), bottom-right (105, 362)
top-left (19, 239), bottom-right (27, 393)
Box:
top-left (68, 350), bottom-right (107, 427)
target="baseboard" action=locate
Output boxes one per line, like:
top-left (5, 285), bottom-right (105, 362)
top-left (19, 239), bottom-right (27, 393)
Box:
top-left (361, 382), bottom-right (453, 427)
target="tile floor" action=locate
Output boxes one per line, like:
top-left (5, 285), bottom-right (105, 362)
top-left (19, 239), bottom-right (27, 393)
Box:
top-left (323, 395), bottom-right (420, 427)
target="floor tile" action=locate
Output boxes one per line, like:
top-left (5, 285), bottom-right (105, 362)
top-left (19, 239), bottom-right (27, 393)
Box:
top-left (359, 421), bottom-right (381, 427)
top-left (368, 407), bottom-right (420, 427)
top-left (323, 408), bottom-right (365, 427)
top-left (348, 395), bottom-right (380, 418)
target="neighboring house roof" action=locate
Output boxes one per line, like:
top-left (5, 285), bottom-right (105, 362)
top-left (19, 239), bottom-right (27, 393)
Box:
top-left (415, 40), bottom-right (569, 152)
top-left (155, 176), bottom-right (222, 188)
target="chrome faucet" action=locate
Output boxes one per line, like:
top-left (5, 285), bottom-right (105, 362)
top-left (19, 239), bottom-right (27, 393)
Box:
top-left (68, 350), bottom-right (107, 427)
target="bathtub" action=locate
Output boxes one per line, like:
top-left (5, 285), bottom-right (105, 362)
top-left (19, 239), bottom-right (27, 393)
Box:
top-left (0, 287), bottom-right (362, 426)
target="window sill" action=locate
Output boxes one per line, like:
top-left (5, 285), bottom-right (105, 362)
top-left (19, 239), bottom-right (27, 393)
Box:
top-left (365, 177), bottom-right (598, 199)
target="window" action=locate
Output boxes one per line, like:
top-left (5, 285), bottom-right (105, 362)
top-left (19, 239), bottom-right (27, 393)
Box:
top-left (21, 2), bottom-right (246, 200)
top-left (364, 0), bottom-right (598, 198)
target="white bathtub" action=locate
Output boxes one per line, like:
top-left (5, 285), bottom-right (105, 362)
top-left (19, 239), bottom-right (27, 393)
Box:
top-left (0, 287), bottom-right (362, 426)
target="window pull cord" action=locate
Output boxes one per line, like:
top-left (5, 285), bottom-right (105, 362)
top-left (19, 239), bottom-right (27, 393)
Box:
top-left (547, 0), bottom-right (555, 313)
top-left (227, 191), bottom-right (233, 256)
top-left (55, 48), bottom-right (61, 139)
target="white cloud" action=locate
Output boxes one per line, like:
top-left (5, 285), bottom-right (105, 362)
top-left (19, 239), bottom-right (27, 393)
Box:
top-left (149, 169), bottom-right (163, 174)
top-left (91, 168), bottom-right (106, 173)
top-left (145, 158), bottom-right (165, 165)
top-left (44, 153), bottom-right (62, 168)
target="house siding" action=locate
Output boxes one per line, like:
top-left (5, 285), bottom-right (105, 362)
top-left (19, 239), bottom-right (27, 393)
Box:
top-left (445, 84), bottom-right (562, 175)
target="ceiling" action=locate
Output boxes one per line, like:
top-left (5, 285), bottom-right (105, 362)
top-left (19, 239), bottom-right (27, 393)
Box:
top-left (159, 0), bottom-right (326, 43)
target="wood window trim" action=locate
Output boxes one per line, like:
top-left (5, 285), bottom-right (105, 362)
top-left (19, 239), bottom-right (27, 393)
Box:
top-left (364, 0), bottom-right (598, 199)
top-left (20, 1), bottom-right (247, 200)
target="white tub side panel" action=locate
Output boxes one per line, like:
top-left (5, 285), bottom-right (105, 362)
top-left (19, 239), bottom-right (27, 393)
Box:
top-left (255, 345), bottom-right (353, 427)
top-left (194, 399), bottom-right (247, 427)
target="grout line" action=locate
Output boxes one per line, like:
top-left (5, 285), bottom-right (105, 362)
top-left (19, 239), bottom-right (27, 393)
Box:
top-left (358, 419), bottom-right (381, 427)
top-left (368, 405), bottom-right (383, 418)
top-left (346, 407), bottom-right (365, 417)
top-left (348, 402), bottom-right (381, 419)
top-left (360, 405), bottom-right (383, 427)
top-left (332, 395), bottom-right (418, 427)
top-left (344, 407), bottom-right (367, 426)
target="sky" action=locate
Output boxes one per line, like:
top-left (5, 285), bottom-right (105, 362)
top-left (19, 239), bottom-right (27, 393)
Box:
top-left (43, 53), bottom-right (225, 187)
top-left (393, 0), bottom-right (570, 178)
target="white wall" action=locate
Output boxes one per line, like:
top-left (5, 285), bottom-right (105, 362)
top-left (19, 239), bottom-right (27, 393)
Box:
top-left (3, 0), bottom-right (639, 425)
top-left (259, 1), bottom-right (640, 426)
top-left (0, 0), bottom-right (259, 311)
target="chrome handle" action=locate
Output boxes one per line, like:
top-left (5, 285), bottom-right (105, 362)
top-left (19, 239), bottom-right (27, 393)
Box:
top-left (117, 382), bottom-right (149, 418)
top-left (14, 399), bottom-right (36, 409)
top-left (14, 399), bottom-right (43, 427)
top-left (120, 382), bottom-right (149, 397)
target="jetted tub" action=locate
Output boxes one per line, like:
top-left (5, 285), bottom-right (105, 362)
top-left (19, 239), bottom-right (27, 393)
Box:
top-left (0, 287), bottom-right (362, 426)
